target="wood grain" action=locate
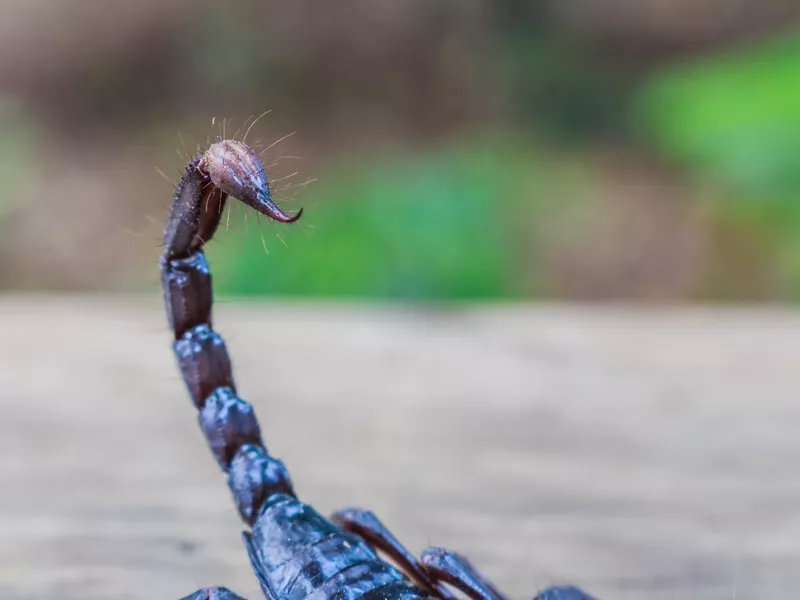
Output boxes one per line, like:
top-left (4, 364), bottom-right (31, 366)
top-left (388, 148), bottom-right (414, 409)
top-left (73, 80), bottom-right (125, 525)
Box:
top-left (1, 296), bottom-right (799, 599)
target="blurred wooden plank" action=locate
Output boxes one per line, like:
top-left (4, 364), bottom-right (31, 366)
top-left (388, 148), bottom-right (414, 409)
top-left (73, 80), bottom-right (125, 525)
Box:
top-left (1, 296), bottom-right (799, 599)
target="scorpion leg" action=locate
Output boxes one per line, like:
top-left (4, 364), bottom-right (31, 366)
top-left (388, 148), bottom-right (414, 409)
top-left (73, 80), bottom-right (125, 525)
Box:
top-left (421, 547), bottom-right (506, 600)
top-left (180, 587), bottom-right (248, 600)
top-left (332, 511), bottom-right (554, 600)
top-left (421, 548), bottom-right (597, 600)
top-left (331, 508), bottom-right (458, 600)
top-left (531, 586), bottom-right (599, 600)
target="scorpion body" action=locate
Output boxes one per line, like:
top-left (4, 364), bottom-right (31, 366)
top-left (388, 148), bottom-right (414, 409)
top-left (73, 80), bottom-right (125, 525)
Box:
top-left (160, 139), bottom-right (596, 600)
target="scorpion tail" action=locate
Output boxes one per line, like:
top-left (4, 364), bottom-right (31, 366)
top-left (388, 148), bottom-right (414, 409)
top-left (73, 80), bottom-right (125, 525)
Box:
top-left (161, 140), bottom-right (301, 526)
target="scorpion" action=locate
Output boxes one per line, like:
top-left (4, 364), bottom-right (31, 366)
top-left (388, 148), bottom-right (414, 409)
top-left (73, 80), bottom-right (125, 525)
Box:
top-left (160, 138), bottom-right (598, 600)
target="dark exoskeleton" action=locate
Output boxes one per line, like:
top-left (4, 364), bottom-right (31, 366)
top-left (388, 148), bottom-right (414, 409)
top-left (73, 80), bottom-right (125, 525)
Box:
top-left (160, 139), bottom-right (598, 600)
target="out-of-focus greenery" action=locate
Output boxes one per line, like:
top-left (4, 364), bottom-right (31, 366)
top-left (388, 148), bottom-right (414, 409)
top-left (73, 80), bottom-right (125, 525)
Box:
top-left (4, 4), bottom-right (800, 300)
top-left (636, 30), bottom-right (800, 297)
top-left (207, 29), bottom-right (800, 301)
top-left (637, 32), bottom-right (800, 198)
top-left (209, 137), bottom-right (576, 300)
top-left (0, 99), bottom-right (35, 218)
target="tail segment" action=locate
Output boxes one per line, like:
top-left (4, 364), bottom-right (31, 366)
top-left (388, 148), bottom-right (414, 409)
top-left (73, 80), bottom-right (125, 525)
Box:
top-left (161, 148), bottom-right (298, 525)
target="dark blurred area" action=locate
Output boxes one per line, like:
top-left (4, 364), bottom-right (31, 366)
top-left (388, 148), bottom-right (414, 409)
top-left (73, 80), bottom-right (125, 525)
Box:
top-left (1, 1), bottom-right (799, 300)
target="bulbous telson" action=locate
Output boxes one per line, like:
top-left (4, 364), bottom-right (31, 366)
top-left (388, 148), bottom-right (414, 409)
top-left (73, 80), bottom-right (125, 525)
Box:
top-left (199, 139), bottom-right (302, 223)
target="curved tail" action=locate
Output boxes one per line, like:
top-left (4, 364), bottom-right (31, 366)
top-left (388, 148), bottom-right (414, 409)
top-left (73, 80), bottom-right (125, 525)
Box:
top-left (160, 139), bottom-right (302, 525)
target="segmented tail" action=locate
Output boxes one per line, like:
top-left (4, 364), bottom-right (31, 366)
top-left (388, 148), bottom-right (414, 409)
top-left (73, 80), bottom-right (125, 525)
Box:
top-left (160, 140), bottom-right (301, 525)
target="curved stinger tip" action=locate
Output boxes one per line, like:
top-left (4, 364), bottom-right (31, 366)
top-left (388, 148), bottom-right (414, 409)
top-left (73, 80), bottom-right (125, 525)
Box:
top-left (275, 207), bottom-right (303, 224)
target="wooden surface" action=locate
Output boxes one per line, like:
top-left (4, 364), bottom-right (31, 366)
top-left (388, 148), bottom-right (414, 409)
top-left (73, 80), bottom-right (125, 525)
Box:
top-left (2, 296), bottom-right (800, 599)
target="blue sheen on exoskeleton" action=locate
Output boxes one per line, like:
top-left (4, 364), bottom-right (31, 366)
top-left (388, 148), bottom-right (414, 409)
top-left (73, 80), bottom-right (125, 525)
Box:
top-left (162, 139), bottom-right (598, 600)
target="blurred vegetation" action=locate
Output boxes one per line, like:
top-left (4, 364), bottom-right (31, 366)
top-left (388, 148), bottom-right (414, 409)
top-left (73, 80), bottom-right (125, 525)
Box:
top-left (1, 2), bottom-right (799, 301)
top-left (637, 32), bottom-right (800, 198)
top-left (0, 99), bottom-right (36, 218)
top-left (211, 137), bottom-right (546, 299)
top-left (637, 30), bottom-right (800, 298)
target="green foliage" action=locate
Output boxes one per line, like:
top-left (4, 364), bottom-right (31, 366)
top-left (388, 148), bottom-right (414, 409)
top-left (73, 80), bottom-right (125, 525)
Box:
top-left (208, 138), bottom-right (557, 300)
top-left (636, 31), bottom-right (800, 199)
top-left (635, 31), bottom-right (800, 298)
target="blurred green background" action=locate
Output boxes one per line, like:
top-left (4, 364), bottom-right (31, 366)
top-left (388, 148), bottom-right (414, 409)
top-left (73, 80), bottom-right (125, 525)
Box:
top-left (1, 1), bottom-right (799, 302)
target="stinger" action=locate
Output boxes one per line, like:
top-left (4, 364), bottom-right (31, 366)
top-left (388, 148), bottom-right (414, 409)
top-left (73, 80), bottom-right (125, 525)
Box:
top-left (199, 139), bottom-right (303, 224)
